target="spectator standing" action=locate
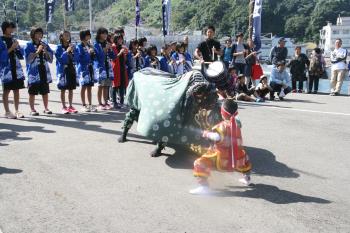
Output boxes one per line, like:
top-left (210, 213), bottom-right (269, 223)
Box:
top-left (25, 27), bottom-right (54, 116)
top-left (308, 48), bottom-right (325, 94)
top-left (270, 37), bottom-right (288, 66)
top-left (330, 39), bottom-right (348, 96)
top-left (172, 42), bottom-right (192, 75)
top-left (159, 43), bottom-right (175, 74)
top-left (144, 45), bottom-right (160, 69)
top-left (269, 61), bottom-right (292, 100)
top-left (76, 30), bottom-right (97, 112)
top-left (128, 39), bottom-right (145, 75)
top-left (55, 30), bottom-right (79, 114)
top-left (288, 46), bottom-right (309, 93)
top-left (93, 28), bottom-right (116, 110)
top-left (111, 33), bottom-right (128, 109)
top-left (232, 32), bottom-right (248, 75)
top-left (223, 38), bottom-right (233, 68)
top-left (245, 39), bottom-right (258, 87)
top-left (194, 25), bottom-right (222, 62)
top-left (0, 21), bottom-right (25, 119)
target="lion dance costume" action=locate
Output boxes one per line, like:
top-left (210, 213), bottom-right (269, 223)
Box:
top-left (190, 99), bottom-right (252, 195)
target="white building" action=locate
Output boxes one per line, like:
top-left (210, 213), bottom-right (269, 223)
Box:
top-left (319, 16), bottom-right (350, 56)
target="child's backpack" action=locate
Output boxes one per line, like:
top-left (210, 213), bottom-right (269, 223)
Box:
top-left (309, 56), bottom-right (324, 76)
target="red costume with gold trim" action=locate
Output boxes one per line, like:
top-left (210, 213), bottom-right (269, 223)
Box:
top-left (193, 109), bottom-right (252, 179)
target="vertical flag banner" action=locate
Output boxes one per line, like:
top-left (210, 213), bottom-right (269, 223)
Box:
top-left (162, 0), bottom-right (171, 36)
top-left (65, 0), bottom-right (75, 12)
top-left (45, 0), bottom-right (56, 23)
top-left (135, 0), bottom-right (140, 27)
top-left (253, 0), bottom-right (263, 51)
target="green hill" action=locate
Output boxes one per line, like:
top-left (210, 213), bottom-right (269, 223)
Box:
top-left (1, 0), bottom-right (350, 42)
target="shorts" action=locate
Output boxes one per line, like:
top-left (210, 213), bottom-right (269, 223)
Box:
top-left (28, 82), bottom-right (50, 95)
top-left (98, 78), bottom-right (112, 87)
top-left (3, 79), bottom-right (25, 91)
top-left (58, 78), bottom-right (77, 90)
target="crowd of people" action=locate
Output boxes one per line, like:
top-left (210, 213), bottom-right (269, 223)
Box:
top-left (1, 22), bottom-right (349, 120)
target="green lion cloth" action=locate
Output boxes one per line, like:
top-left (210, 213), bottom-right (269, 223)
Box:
top-left (126, 68), bottom-right (207, 145)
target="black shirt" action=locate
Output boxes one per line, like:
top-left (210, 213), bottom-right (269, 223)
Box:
top-left (197, 39), bottom-right (221, 62)
top-left (34, 42), bottom-right (47, 82)
top-left (62, 44), bottom-right (76, 80)
top-left (235, 82), bottom-right (250, 95)
top-left (100, 41), bottom-right (109, 79)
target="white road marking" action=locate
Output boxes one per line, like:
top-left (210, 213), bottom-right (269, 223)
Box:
top-left (239, 102), bottom-right (350, 116)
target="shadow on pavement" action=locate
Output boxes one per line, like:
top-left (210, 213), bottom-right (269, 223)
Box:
top-left (212, 183), bottom-right (331, 204)
top-left (0, 123), bottom-right (55, 146)
top-left (0, 166), bottom-right (23, 175)
top-left (27, 111), bottom-right (147, 140)
top-left (246, 147), bottom-right (300, 178)
top-left (165, 146), bottom-right (300, 179)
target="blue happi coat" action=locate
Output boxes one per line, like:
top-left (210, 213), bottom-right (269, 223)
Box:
top-left (93, 42), bottom-right (116, 82)
top-left (0, 37), bottom-right (25, 84)
top-left (76, 43), bottom-right (96, 85)
top-left (55, 44), bottom-right (79, 88)
top-left (24, 41), bottom-right (53, 85)
top-left (171, 52), bottom-right (193, 75)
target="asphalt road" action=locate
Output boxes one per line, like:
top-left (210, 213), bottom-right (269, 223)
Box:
top-left (0, 87), bottom-right (350, 233)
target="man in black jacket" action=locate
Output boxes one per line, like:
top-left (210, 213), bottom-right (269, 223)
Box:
top-left (288, 46), bottom-right (309, 93)
top-left (270, 37), bottom-right (288, 66)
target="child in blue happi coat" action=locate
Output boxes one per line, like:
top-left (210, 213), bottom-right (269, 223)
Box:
top-left (55, 30), bottom-right (79, 114)
top-left (0, 21), bottom-right (25, 119)
top-left (24, 27), bottom-right (54, 116)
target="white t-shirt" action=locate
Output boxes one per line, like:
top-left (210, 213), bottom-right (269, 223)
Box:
top-left (331, 47), bottom-right (347, 71)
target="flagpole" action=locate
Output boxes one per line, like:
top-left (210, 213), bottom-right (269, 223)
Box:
top-left (14, 0), bottom-right (19, 37)
top-left (63, 0), bottom-right (67, 30)
top-left (3, 3), bottom-right (7, 21)
top-left (89, 0), bottom-right (92, 33)
top-left (248, 0), bottom-right (255, 40)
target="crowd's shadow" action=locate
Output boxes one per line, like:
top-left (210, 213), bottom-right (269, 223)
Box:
top-left (0, 123), bottom-right (55, 147)
top-left (0, 166), bottom-right (23, 175)
top-left (212, 183), bottom-right (331, 204)
top-left (27, 111), bottom-right (147, 141)
top-left (165, 146), bottom-right (299, 178)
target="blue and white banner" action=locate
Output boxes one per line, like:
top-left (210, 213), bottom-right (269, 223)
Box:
top-left (45, 0), bottom-right (56, 23)
top-left (65, 0), bottom-right (75, 12)
top-left (136, 0), bottom-right (141, 27)
top-left (253, 0), bottom-right (263, 51)
top-left (162, 0), bottom-right (171, 36)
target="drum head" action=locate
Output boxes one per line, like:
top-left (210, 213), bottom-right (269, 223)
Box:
top-left (206, 61), bottom-right (225, 77)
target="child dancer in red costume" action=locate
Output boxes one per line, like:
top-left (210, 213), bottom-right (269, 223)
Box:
top-left (190, 99), bottom-right (252, 195)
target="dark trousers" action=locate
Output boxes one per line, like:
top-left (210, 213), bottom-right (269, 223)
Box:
top-left (234, 63), bottom-right (246, 75)
top-left (270, 81), bottom-right (292, 98)
top-left (308, 75), bottom-right (320, 92)
top-left (292, 79), bottom-right (304, 90)
top-left (112, 87), bottom-right (126, 105)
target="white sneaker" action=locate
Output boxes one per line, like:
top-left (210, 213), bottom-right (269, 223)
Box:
top-left (15, 111), bottom-right (24, 118)
top-left (82, 105), bottom-right (91, 112)
top-left (89, 105), bottom-right (97, 112)
top-left (189, 185), bottom-right (211, 195)
top-left (5, 111), bottom-right (16, 119)
top-left (238, 175), bottom-right (251, 186)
